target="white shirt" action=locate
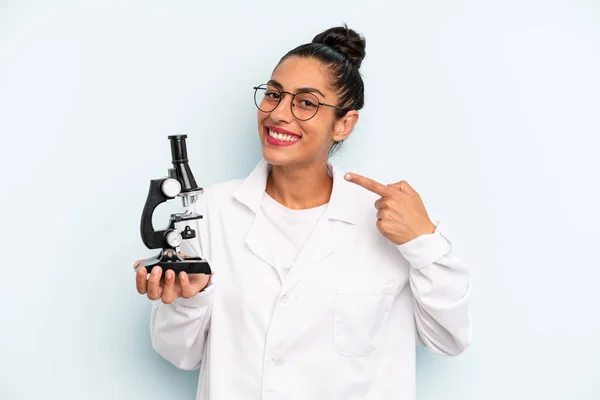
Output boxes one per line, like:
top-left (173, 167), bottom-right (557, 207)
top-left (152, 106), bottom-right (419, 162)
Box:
top-left (149, 159), bottom-right (472, 400)
top-left (260, 191), bottom-right (327, 279)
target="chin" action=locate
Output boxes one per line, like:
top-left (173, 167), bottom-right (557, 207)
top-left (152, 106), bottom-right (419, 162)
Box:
top-left (261, 146), bottom-right (298, 167)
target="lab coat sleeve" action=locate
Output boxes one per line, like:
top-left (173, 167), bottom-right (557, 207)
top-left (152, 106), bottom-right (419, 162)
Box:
top-left (397, 220), bottom-right (472, 356)
top-left (150, 282), bottom-right (215, 370)
top-left (149, 195), bottom-right (215, 370)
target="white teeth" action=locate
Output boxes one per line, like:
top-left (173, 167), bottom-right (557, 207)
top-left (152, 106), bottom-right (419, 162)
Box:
top-left (268, 129), bottom-right (299, 142)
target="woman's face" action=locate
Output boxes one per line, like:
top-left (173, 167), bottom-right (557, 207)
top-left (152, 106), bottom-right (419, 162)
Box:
top-left (256, 56), bottom-right (356, 168)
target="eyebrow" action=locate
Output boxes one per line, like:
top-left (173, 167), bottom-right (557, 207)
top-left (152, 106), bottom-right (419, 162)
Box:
top-left (267, 79), bottom-right (326, 99)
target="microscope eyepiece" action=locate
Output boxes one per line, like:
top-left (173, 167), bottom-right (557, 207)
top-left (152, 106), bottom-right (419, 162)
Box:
top-left (167, 135), bottom-right (199, 194)
top-left (168, 134), bottom-right (189, 163)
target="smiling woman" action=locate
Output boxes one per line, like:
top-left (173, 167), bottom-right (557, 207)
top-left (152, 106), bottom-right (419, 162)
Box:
top-left (255, 28), bottom-right (365, 169)
top-left (256, 55), bottom-right (360, 174)
top-left (135, 24), bottom-right (472, 400)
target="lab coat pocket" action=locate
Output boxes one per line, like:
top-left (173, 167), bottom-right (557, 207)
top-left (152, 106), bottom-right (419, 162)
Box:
top-left (333, 285), bottom-right (395, 357)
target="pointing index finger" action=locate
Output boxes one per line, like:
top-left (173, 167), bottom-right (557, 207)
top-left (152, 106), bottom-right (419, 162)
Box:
top-left (345, 173), bottom-right (394, 197)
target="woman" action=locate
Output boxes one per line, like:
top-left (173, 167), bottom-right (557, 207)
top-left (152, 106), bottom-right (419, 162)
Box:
top-left (135, 25), bottom-right (472, 400)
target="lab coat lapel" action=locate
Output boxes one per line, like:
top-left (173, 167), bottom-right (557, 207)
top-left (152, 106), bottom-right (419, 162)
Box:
top-left (280, 164), bottom-right (361, 292)
top-left (233, 159), bottom-right (282, 277)
top-left (233, 159), bottom-right (363, 288)
top-left (244, 208), bottom-right (280, 275)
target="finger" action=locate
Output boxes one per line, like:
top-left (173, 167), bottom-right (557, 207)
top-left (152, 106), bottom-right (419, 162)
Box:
top-left (376, 208), bottom-right (394, 220)
top-left (180, 272), bottom-right (196, 299)
top-left (162, 269), bottom-right (177, 304)
top-left (135, 266), bottom-right (148, 294)
top-left (345, 173), bottom-right (394, 197)
top-left (399, 180), bottom-right (416, 194)
top-left (375, 198), bottom-right (393, 210)
top-left (388, 180), bottom-right (416, 195)
top-left (133, 260), bottom-right (142, 269)
top-left (375, 197), bottom-right (399, 211)
top-left (376, 218), bottom-right (392, 235)
top-left (147, 267), bottom-right (163, 300)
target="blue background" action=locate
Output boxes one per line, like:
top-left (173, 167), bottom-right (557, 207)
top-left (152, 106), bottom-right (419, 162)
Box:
top-left (1, 0), bottom-right (599, 398)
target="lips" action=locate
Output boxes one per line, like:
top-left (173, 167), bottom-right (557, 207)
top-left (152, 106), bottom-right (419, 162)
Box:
top-left (264, 125), bottom-right (302, 147)
top-left (266, 125), bottom-right (302, 138)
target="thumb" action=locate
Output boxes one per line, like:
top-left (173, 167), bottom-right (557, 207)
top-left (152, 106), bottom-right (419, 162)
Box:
top-left (388, 180), bottom-right (417, 195)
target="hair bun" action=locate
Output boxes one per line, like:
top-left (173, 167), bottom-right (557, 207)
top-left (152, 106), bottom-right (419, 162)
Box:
top-left (312, 25), bottom-right (366, 68)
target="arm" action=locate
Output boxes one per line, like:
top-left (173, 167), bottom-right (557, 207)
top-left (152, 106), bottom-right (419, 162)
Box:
top-left (149, 196), bottom-right (215, 370)
top-left (398, 221), bottom-right (472, 356)
top-left (342, 173), bottom-right (472, 355)
top-left (150, 278), bottom-right (215, 370)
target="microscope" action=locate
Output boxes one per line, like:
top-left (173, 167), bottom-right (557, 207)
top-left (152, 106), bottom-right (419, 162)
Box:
top-left (136, 135), bottom-right (212, 276)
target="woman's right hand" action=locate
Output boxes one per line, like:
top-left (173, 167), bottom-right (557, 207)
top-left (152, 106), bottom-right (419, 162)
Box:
top-left (134, 260), bottom-right (211, 304)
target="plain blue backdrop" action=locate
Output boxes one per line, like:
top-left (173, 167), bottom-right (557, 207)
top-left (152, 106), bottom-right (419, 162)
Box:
top-left (1, 0), bottom-right (599, 399)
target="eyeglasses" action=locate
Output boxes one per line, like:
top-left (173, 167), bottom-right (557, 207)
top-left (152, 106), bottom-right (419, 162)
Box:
top-left (253, 83), bottom-right (347, 121)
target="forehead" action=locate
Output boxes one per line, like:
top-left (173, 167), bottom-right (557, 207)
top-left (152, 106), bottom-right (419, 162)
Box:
top-left (271, 56), bottom-right (333, 97)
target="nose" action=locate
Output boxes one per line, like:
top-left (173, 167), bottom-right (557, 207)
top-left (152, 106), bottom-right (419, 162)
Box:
top-left (269, 93), bottom-right (294, 123)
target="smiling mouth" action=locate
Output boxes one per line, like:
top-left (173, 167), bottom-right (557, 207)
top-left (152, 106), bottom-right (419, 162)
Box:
top-left (265, 126), bottom-right (301, 142)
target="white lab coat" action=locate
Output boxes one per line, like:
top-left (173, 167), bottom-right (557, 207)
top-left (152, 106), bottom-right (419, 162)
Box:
top-left (150, 159), bottom-right (472, 400)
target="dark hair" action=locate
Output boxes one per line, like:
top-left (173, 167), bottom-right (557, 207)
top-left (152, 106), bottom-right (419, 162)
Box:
top-left (277, 24), bottom-right (366, 154)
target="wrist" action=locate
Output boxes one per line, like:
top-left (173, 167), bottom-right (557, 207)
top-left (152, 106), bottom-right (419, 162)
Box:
top-left (421, 220), bottom-right (436, 236)
top-left (199, 274), bottom-right (214, 293)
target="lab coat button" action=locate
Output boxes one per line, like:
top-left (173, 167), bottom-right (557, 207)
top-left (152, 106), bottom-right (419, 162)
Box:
top-left (280, 293), bottom-right (289, 303)
top-left (273, 356), bottom-right (285, 366)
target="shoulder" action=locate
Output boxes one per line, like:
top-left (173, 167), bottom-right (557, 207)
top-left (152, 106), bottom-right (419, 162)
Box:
top-left (202, 178), bottom-right (245, 204)
top-left (204, 178), bottom-right (245, 195)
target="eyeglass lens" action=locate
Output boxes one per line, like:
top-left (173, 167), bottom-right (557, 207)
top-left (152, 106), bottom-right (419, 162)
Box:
top-left (254, 84), bottom-right (320, 120)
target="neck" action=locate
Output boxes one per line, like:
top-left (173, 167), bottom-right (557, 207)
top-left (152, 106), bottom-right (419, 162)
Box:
top-left (265, 162), bottom-right (333, 210)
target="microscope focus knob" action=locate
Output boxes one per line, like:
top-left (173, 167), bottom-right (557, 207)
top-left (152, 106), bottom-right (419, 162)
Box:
top-left (166, 230), bottom-right (183, 248)
top-left (161, 178), bottom-right (182, 198)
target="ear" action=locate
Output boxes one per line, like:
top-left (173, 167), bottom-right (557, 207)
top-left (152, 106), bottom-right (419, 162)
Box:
top-left (332, 110), bottom-right (359, 142)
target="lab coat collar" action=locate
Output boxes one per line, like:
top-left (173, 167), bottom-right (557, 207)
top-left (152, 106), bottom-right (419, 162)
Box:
top-left (233, 158), bottom-right (360, 225)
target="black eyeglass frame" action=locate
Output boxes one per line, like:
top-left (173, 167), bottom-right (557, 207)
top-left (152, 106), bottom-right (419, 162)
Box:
top-left (253, 84), bottom-right (350, 121)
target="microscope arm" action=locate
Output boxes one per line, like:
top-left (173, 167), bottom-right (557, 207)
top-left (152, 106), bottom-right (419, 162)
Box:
top-left (140, 178), bottom-right (171, 250)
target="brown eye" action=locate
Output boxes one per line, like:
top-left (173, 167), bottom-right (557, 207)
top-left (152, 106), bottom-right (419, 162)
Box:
top-left (295, 93), bottom-right (319, 111)
top-left (265, 91), bottom-right (280, 100)
top-left (300, 99), bottom-right (316, 107)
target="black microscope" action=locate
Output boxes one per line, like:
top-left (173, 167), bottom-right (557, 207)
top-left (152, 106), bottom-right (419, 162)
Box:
top-left (136, 135), bottom-right (212, 275)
